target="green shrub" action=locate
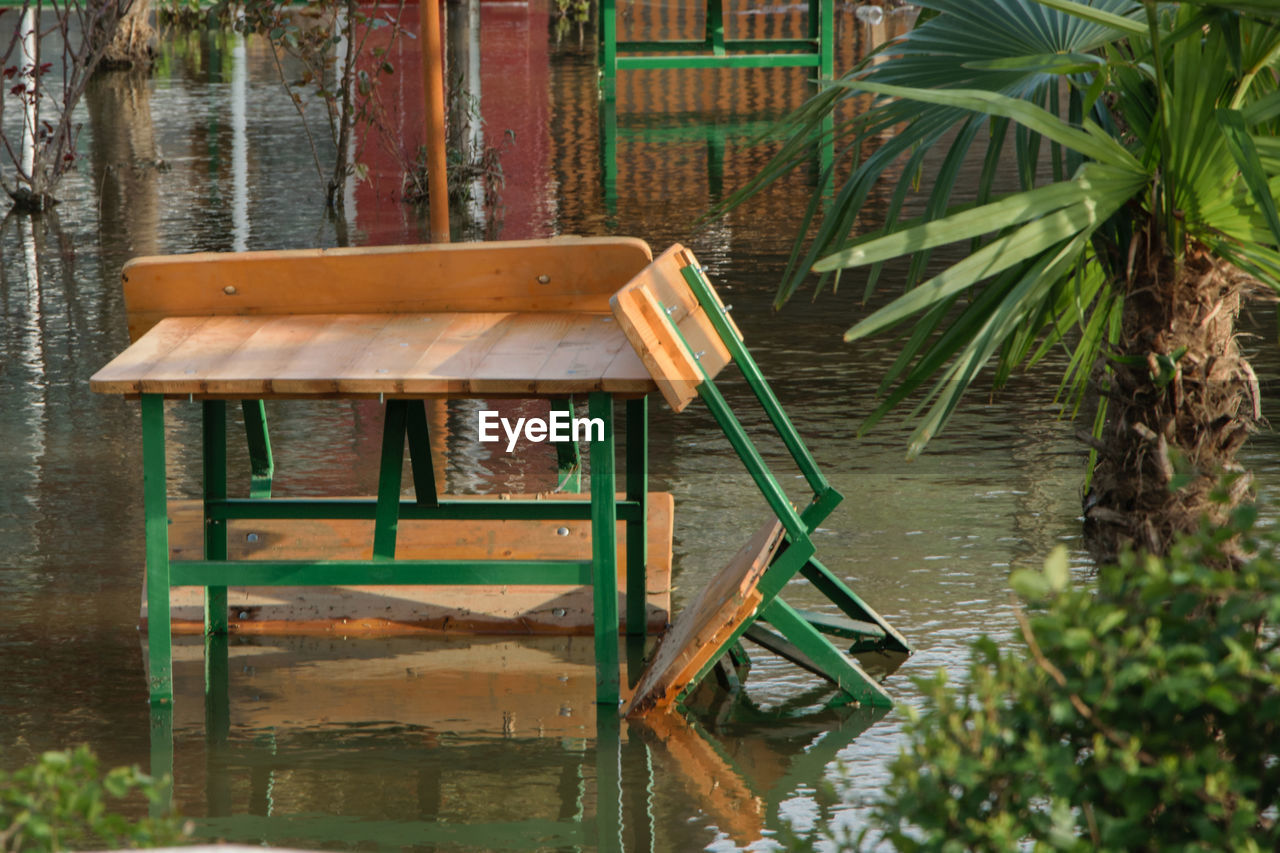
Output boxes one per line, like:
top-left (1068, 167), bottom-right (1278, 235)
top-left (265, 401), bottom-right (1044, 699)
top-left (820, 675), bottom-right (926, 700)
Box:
top-left (0, 746), bottom-right (188, 852)
top-left (858, 504), bottom-right (1280, 851)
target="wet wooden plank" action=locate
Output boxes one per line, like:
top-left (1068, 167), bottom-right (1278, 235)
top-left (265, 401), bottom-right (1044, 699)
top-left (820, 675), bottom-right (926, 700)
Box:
top-left (93, 312), bottom-right (659, 398)
top-left (133, 315), bottom-right (260, 396)
top-left (609, 244), bottom-right (741, 412)
top-left (532, 315), bottom-right (632, 395)
top-left (638, 245), bottom-right (731, 378)
top-left (467, 312), bottom-right (580, 394)
top-left (624, 518), bottom-right (784, 716)
top-left (611, 285), bottom-right (703, 412)
top-left (152, 493), bottom-right (675, 635)
top-left (269, 314), bottom-right (396, 395)
top-left (334, 313), bottom-right (479, 396)
top-left (122, 237), bottom-right (654, 340)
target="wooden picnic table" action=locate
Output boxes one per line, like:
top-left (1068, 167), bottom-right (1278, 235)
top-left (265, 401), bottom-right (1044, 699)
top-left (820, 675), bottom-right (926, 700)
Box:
top-left (90, 238), bottom-right (664, 711)
top-left (89, 311), bottom-right (654, 399)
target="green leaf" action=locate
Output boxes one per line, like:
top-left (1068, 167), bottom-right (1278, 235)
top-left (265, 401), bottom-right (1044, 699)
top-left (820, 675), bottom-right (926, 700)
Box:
top-left (963, 52), bottom-right (1107, 76)
top-left (841, 197), bottom-right (1119, 342)
top-left (840, 81), bottom-right (1142, 170)
top-left (1011, 569), bottom-right (1051, 601)
top-left (1218, 107), bottom-right (1280, 246)
top-left (1029, 0), bottom-right (1147, 36)
top-left (1044, 545), bottom-right (1070, 592)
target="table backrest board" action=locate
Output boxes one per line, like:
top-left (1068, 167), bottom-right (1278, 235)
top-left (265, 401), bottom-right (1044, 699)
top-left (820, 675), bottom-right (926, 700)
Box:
top-left (610, 243), bottom-right (735, 412)
top-left (121, 237), bottom-right (654, 342)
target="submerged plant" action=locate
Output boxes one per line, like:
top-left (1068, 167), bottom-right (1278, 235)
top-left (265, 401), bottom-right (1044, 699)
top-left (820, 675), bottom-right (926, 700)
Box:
top-left (0, 0), bottom-right (144, 211)
top-left (726, 1), bottom-right (1280, 558)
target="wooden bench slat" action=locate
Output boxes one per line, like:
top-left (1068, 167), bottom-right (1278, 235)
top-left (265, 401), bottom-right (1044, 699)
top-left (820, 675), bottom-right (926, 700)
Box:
top-left (269, 314), bottom-right (397, 395)
top-left (154, 492), bottom-right (676, 636)
top-left (468, 312), bottom-right (580, 394)
top-left (623, 517), bottom-right (784, 715)
top-left (135, 316), bottom-right (260, 395)
top-left (532, 315), bottom-right (633, 395)
top-left (121, 237), bottom-right (654, 340)
top-left (612, 285), bottom-right (704, 412)
top-left (609, 243), bottom-right (737, 412)
top-left (90, 316), bottom-right (212, 395)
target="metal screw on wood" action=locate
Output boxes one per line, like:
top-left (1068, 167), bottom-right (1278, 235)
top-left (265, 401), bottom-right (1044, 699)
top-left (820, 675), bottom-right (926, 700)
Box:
top-left (537, 274), bottom-right (551, 284)
top-left (223, 285), bottom-right (237, 295)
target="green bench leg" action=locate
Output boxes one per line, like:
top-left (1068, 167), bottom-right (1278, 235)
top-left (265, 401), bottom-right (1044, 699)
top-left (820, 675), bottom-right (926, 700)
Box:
top-left (142, 394), bottom-right (173, 706)
top-left (800, 556), bottom-right (912, 653)
top-left (594, 713), bottom-right (624, 848)
top-left (590, 392), bottom-right (620, 706)
top-left (758, 597), bottom-right (892, 708)
top-left (204, 401), bottom-right (228, 636)
top-left (204, 632), bottom-right (232, 818)
top-left (373, 400), bottom-right (409, 561)
top-left (599, 0), bottom-right (618, 99)
top-left (625, 397), bottom-right (647, 636)
top-left (148, 704), bottom-right (174, 819)
top-left (554, 398), bottom-right (582, 493)
top-left (600, 96), bottom-right (619, 215)
top-left (241, 400), bottom-right (273, 499)
top-left (706, 0), bottom-right (726, 56)
top-left (405, 400), bottom-right (439, 505)
top-left (818, 0), bottom-right (833, 81)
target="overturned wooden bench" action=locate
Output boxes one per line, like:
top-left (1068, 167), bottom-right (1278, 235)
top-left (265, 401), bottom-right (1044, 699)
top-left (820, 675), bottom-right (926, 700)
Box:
top-left (613, 244), bottom-right (911, 715)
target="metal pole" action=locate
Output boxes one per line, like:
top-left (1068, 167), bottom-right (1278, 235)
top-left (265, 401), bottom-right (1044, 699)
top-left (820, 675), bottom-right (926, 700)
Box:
top-left (420, 0), bottom-right (450, 242)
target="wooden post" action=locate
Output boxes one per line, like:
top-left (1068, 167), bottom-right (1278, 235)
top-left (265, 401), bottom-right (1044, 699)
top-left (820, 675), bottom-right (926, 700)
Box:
top-left (420, 0), bottom-right (450, 242)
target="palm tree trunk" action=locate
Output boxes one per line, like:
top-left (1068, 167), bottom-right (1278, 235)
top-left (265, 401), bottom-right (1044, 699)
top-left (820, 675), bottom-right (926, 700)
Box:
top-left (1086, 242), bottom-right (1257, 559)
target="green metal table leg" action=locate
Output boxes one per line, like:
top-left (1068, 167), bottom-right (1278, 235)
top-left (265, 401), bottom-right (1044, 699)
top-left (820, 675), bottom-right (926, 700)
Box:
top-left (818, 0), bottom-right (833, 81)
top-left (204, 632), bottom-right (232, 818)
top-left (706, 0), bottom-right (726, 56)
top-left (405, 400), bottom-right (439, 505)
top-left (554, 398), bottom-right (582, 493)
top-left (373, 400), bottom-right (408, 561)
top-left (204, 401), bottom-right (228, 636)
top-left (148, 704), bottom-right (174, 819)
top-left (800, 556), bottom-right (912, 653)
top-left (590, 392), bottom-right (620, 706)
top-left (599, 0), bottom-right (618, 99)
top-left (241, 400), bottom-right (273, 499)
top-left (625, 397), bottom-right (647, 636)
top-left (142, 394), bottom-right (173, 706)
top-left (594, 712), bottom-right (624, 849)
top-left (601, 96), bottom-right (619, 216)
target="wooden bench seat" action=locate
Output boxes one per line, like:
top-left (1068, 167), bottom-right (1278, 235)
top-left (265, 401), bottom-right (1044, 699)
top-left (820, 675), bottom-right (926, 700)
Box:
top-left (152, 492), bottom-right (674, 636)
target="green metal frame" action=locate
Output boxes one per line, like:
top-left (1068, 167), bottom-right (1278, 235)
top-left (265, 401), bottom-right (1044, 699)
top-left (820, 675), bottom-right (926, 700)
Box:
top-left (651, 260), bottom-right (910, 709)
top-left (597, 0), bottom-right (835, 99)
top-left (139, 390), bottom-right (651, 714)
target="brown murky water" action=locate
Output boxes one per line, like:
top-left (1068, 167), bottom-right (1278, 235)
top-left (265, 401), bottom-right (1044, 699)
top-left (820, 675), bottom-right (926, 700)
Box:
top-left (4, 3), bottom-right (1280, 850)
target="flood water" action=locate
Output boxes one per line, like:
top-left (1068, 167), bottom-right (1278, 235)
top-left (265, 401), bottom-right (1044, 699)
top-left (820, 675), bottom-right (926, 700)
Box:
top-left (4, 2), bottom-right (1280, 850)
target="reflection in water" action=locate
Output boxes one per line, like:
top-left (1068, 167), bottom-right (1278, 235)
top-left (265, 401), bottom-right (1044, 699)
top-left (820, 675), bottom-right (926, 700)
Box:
top-left (2, 1), bottom-right (1280, 848)
top-left (149, 633), bottom-right (884, 849)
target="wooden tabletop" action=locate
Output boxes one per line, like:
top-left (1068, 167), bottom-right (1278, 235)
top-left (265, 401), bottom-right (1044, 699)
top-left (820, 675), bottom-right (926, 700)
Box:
top-left (90, 312), bottom-right (656, 398)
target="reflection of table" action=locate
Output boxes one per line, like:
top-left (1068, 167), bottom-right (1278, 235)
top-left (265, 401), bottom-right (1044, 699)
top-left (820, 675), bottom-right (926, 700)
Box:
top-left (90, 238), bottom-right (662, 712)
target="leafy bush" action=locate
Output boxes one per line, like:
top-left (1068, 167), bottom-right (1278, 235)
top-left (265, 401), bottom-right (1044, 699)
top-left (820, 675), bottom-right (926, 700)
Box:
top-left (0, 746), bottom-right (188, 852)
top-left (858, 503), bottom-right (1280, 851)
